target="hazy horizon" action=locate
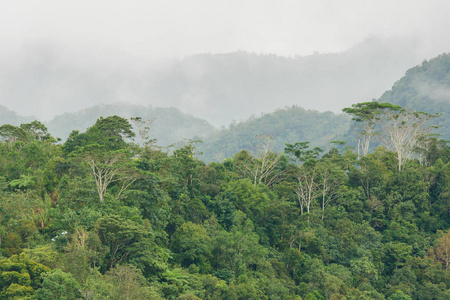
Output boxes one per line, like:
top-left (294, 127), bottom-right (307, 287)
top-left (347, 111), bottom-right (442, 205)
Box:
top-left (1, 1), bottom-right (450, 126)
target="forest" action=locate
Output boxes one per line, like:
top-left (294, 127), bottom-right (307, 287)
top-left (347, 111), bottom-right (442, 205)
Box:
top-left (0, 100), bottom-right (449, 299)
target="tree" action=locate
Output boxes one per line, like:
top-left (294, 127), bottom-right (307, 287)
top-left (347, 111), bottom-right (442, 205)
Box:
top-left (36, 269), bottom-right (82, 300)
top-left (130, 117), bottom-right (157, 150)
top-left (430, 230), bottom-right (450, 270)
top-left (168, 140), bottom-right (205, 197)
top-left (83, 146), bottom-right (139, 202)
top-left (0, 124), bottom-right (27, 146)
top-left (210, 211), bottom-right (268, 275)
top-left (380, 109), bottom-right (439, 170)
top-left (343, 102), bottom-right (401, 158)
top-left (0, 253), bottom-right (50, 299)
top-left (170, 222), bottom-right (212, 272)
top-left (96, 215), bottom-right (168, 273)
top-left (294, 163), bottom-right (319, 214)
top-left (91, 115), bottom-right (135, 143)
top-left (316, 159), bottom-right (345, 218)
top-left (285, 141), bottom-right (322, 163)
top-left (64, 115), bottom-right (135, 154)
top-left (19, 121), bottom-right (54, 142)
top-left (66, 116), bottom-right (140, 202)
top-left (105, 264), bottom-right (155, 300)
top-left (235, 135), bottom-right (285, 187)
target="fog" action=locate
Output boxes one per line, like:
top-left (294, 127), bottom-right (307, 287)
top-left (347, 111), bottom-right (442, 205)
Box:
top-left (1, 1), bottom-right (450, 126)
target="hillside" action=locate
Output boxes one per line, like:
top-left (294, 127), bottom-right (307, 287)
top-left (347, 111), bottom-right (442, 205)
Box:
top-left (0, 36), bottom-right (435, 126)
top-left (198, 106), bottom-right (350, 162)
top-left (378, 52), bottom-right (450, 139)
top-left (1, 115), bottom-right (449, 299)
top-left (0, 104), bottom-right (351, 161)
top-left (149, 36), bottom-right (429, 126)
top-left (0, 104), bottom-right (34, 126)
top-left (45, 104), bottom-right (215, 146)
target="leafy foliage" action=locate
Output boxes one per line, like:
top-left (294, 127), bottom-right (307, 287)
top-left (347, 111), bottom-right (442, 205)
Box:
top-left (0, 102), bottom-right (449, 299)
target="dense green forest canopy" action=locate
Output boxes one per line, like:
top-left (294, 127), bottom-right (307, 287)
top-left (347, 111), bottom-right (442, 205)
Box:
top-left (197, 106), bottom-right (350, 163)
top-left (0, 111), bottom-right (449, 299)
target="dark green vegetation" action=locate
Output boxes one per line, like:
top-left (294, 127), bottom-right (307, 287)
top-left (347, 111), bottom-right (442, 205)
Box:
top-left (0, 108), bottom-right (449, 299)
top-left (197, 106), bottom-right (350, 162)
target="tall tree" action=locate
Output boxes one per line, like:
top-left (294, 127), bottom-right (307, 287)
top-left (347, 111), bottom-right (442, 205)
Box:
top-left (65, 116), bottom-right (139, 202)
top-left (130, 117), bottom-right (158, 152)
top-left (234, 135), bottom-right (285, 187)
top-left (294, 163), bottom-right (319, 214)
top-left (342, 102), bottom-right (401, 158)
top-left (430, 230), bottom-right (450, 270)
top-left (83, 146), bottom-right (139, 202)
top-left (316, 159), bottom-right (345, 219)
top-left (284, 141), bottom-right (322, 163)
top-left (379, 109), bottom-right (439, 170)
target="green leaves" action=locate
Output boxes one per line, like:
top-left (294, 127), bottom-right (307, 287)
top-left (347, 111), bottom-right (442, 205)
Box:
top-left (0, 253), bottom-right (50, 298)
top-left (9, 174), bottom-right (35, 190)
top-left (96, 215), bottom-right (168, 274)
top-left (285, 141), bottom-right (322, 163)
top-left (37, 269), bottom-right (82, 300)
top-left (64, 115), bottom-right (134, 154)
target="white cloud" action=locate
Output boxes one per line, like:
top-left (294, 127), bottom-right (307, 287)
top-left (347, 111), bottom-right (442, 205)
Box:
top-left (1, 0), bottom-right (449, 58)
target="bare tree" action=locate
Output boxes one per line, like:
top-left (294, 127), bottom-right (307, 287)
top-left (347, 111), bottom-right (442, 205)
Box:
top-left (430, 230), bottom-right (450, 270)
top-left (379, 110), bottom-right (439, 170)
top-left (85, 150), bottom-right (139, 202)
top-left (316, 160), bottom-right (344, 219)
top-left (342, 102), bottom-right (401, 158)
top-left (130, 117), bottom-right (158, 150)
top-left (235, 135), bottom-right (285, 186)
top-left (294, 164), bottom-right (319, 214)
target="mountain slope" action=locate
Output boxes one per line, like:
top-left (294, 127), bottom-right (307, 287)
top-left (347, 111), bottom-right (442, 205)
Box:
top-left (378, 52), bottom-right (450, 139)
top-left (0, 104), bottom-right (34, 126)
top-left (198, 106), bottom-right (350, 162)
top-left (0, 36), bottom-right (436, 126)
top-left (45, 104), bottom-right (215, 146)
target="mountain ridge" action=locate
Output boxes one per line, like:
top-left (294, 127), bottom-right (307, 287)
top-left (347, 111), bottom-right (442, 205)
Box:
top-left (0, 35), bottom-right (440, 126)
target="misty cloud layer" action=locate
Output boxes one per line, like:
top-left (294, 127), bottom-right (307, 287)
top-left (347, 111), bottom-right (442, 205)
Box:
top-left (0, 36), bottom-right (448, 126)
top-left (1, 1), bottom-right (450, 126)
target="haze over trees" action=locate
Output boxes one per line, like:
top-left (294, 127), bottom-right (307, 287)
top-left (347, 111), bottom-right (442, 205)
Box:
top-left (0, 36), bottom-right (440, 126)
top-left (378, 53), bottom-right (450, 140)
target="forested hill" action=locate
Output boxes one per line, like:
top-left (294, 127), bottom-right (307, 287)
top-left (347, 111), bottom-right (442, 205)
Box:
top-left (45, 105), bottom-right (351, 162)
top-left (45, 104), bottom-right (215, 146)
top-left (151, 36), bottom-right (425, 126)
top-left (1, 104), bottom-right (351, 162)
top-left (0, 36), bottom-right (433, 126)
top-left (0, 104), bottom-right (34, 126)
top-left (378, 52), bottom-right (450, 139)
top-left (0, 114), bottom-right (449, 299)
top-left (197, 106), bottom-right (350, 162)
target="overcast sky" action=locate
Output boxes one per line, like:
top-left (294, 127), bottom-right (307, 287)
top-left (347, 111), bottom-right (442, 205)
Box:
top-left (2, 0), bottom-right (449, 58)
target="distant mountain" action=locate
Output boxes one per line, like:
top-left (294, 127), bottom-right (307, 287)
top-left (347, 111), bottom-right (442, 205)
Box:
top-left (197, 106), bottom-right (350, 162)
top-left (0, 104), bottom-right (34, 126)
top-left (3, 47), bottom-right (450, 159)
top-left (378, 52), bottom-right (450, 140)
top-left (152, 36), bottom-right (430, 126)
top-left (45, 104), bottom-right (215, 146)
top-left (0, 36), bottom-right (439, 126)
